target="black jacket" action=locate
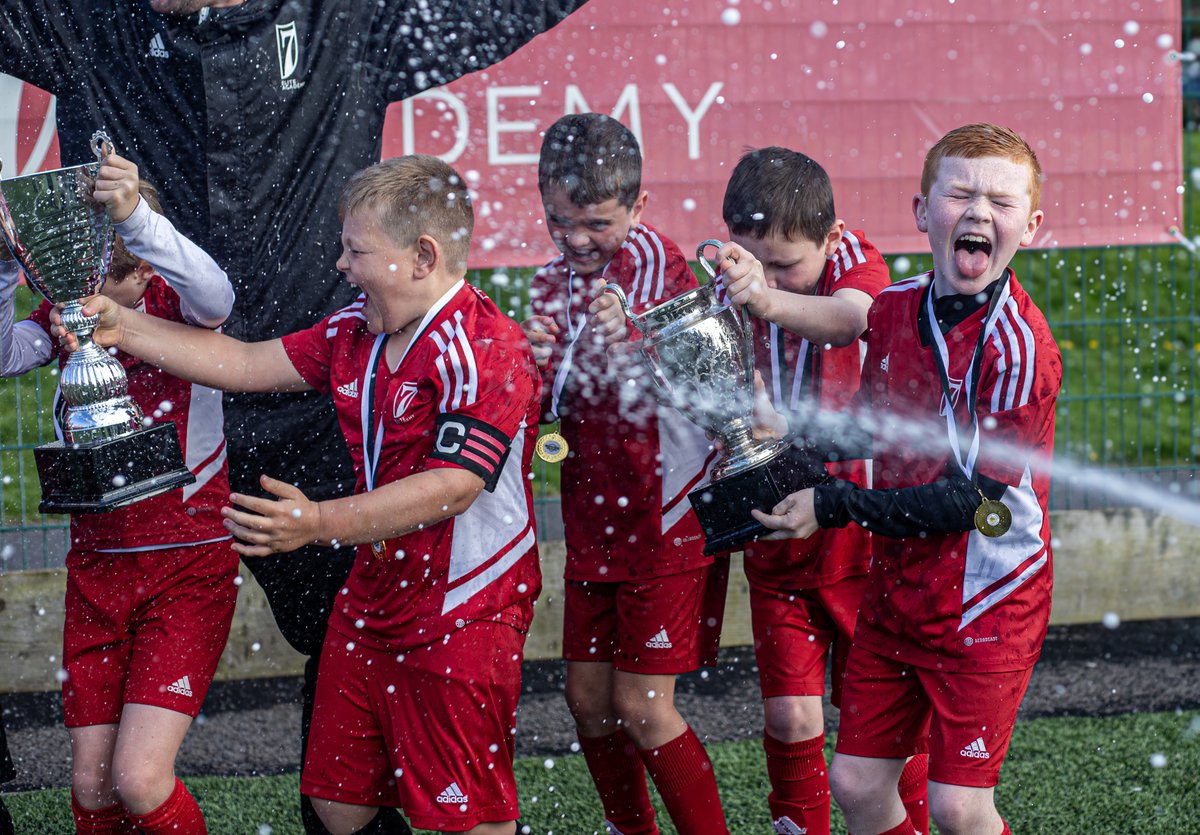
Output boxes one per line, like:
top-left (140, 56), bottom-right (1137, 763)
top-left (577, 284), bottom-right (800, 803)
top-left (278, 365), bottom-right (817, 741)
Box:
top-left (1, 0), bottom-right (587, 495)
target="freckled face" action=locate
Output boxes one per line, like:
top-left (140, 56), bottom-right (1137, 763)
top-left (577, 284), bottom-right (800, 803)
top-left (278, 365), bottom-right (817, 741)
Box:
top-left (914, 155), bottom-right (1043, 295)
top-left (541, 185), bottom-right (646, 277)
top-left (335, 210), bottom-right (414, 335)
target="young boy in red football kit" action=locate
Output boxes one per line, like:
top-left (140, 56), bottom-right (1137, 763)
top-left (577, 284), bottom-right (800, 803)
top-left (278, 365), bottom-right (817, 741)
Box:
top-left (714, 147), bottom-right (931, 835)
top-left (522, 113), bottom-right (729, 835)
top-left (2, 153), bottom-right (236, 834)
top-left (56, 155), bottom-right (543, 835)
top-left (755, 124), bottom-right (1061, 835)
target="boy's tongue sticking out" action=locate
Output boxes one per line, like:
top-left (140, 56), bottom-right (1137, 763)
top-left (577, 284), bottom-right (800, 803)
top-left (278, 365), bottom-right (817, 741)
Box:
top-left (954, 234), bottom-right (992, 280)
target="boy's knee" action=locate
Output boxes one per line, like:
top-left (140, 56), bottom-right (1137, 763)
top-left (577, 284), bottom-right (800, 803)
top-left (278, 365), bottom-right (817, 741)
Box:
top-left (763, 696), bottom-right (824, 743)
top-left (828, 755), bottom-right (891, 811)
top-left (928, 783), bottom-right (999, 835)
top-left (111, 767), bottom-right (173, 814)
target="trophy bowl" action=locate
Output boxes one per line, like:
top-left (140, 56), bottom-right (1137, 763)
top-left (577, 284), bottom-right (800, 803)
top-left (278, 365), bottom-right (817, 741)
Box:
top-left (605, 239), bottom-right (829, 553)
top-left (0, 132), bottom-right (195, 513)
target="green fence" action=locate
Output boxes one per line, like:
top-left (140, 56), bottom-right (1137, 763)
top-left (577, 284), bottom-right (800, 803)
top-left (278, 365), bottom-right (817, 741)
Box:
top-left (3, 233), bottom-right (1198, 572)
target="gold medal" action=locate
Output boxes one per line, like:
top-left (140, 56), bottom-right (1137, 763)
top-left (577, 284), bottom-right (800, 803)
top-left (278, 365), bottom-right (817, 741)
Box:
top-left (974, 499), bottom-right (1012, 538)
top-left (536, 432), bottom-right (569, 463)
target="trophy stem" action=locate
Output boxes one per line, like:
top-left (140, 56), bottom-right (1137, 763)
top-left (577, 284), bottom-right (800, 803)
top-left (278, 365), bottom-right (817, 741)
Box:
top-left (58, 300), bottom-right (143, 444)
top-left (712, 418), bottom-right (787, 481)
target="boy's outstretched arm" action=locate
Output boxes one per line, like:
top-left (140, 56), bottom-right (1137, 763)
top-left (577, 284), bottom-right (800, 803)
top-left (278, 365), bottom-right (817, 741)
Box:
top-left (52, 295), bottom-right (308, 394)
top-left (717, 241), bottom-right (872, 347)
top-left (223, 468), bottom-right (485, 557)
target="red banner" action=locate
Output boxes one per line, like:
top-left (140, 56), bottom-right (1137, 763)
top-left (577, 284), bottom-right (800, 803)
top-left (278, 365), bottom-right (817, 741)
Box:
top-left (2, 0), bottom-right (1183, 266)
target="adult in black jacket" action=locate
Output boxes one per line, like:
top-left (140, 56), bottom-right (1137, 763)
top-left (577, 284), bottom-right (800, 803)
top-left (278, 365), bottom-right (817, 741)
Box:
top-left (0, 2), bottom-right (588, 832)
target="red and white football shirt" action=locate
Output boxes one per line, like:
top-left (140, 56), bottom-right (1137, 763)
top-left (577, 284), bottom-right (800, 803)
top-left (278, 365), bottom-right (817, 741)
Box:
top-left (282, 280), bottom-right (542, 651)
top-left (529, 223), bottom-right (715, 583)
top-left (31, 276), bottom-right (230, 551)
top-left (852, 270), bottom-right (1061, 672)
top-left (741, 230), bottom-right (890, 591)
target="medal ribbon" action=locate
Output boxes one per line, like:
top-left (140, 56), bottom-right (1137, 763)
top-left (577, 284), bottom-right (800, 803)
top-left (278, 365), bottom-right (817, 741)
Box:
top-left (548, 265), bottom-right (604, 421)
top-left (925, 272), bottom-right (1012, 482)
top-left (769, 322), bottom-right (812, 412)
top-left (360, 279), bottom-right (466, 490)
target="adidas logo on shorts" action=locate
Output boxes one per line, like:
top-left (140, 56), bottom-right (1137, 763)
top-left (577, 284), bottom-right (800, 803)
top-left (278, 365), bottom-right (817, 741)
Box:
top-left (644, 629), bottom-right (673, 649)
top-left (167, 675), bottom-right (193, 697)
top-left (337, 379), bottom-right (359, 398)
top-left (960, 736), bottom-right (991, 759)
top-left (436, 782), bottom-right (468, 805)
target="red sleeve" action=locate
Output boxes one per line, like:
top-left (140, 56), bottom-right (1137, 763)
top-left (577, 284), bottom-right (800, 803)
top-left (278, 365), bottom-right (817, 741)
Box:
top-left (426, 333), bottom-right (539, 488)
top-left (974, 308), bottom-right (1062, 486)
top-left (829, 230), bottom-right (892, 300)
top-left (280, 315), bottom-right (336, 395)
top-left (613, 226), bottom-right (698, 317)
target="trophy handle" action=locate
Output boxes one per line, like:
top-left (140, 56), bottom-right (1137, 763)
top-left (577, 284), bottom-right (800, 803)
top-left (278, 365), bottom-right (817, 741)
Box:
top-left (601, 281), bottom-right (678, 401)
top-left (602, 282), bottom-right (636, 333)
top-left (697, 239), bottom-right (757, 394)
top-left (90, 131), bottom-right (115, 161)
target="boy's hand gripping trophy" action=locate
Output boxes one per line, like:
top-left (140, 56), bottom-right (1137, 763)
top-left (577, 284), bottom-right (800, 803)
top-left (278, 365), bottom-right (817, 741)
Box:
top-left (603, 240), bottom-right (829, 554)
top-left (0, 132), bottom-right (195, 513)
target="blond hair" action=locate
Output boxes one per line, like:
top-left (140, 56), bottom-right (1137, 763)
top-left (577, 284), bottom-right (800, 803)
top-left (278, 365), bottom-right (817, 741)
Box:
top-left (338, 155), bottom-right (474, 273)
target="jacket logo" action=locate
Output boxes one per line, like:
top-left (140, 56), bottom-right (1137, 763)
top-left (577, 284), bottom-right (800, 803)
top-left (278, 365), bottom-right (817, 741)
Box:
top-left (393, 382), bottom-right (420, 420)
top-left (275, 22), bottom-right (304, 89)
top-left (147, 33), bottom-right (170, 59)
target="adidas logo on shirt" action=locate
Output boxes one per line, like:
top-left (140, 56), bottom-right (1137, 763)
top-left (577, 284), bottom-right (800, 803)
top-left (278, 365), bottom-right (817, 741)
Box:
top-left (644, 629), bottom-right (673, 649)
top-left (960, 736), bottom-right (991, 759)
top-left (167, 675), bottom-right (193, 697)
top-left (336, 379), bottom-right (359, 398)
top-left (436, 782), bottom-right (468, 805)
top-left (147, 33), bottom-right (170, 58)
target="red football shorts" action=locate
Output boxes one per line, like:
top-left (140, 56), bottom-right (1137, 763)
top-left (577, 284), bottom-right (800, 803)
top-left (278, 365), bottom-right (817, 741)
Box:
top-left (562, 562), bottom-right (725, 674)
top-left (834, 643), bottom-right (1035, 787)
top-left (62, 541), bottom-right (239, 727)
top-left (749, 572), bottom-right (867, 704)
top-left (301, 620), bottom-right (526, 831)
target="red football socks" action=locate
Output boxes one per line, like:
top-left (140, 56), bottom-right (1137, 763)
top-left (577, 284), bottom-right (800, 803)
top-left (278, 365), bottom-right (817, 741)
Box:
top-left (125, 778), bottom-right (207, 835)
top-left (762, 732), bottom-right (831, 835)
top-left (71, 794), bottom-right (135, 835)
top-left (872, 817), bottom-right (918, 835)
top-left (1001, 819), bottom-right (1012, 834)
top-left (898, 753), bottom-right (930, 834)
top-left (578, 729), bottom-right (660, 835)
top-left (639, 726), bottom-right (729, 835)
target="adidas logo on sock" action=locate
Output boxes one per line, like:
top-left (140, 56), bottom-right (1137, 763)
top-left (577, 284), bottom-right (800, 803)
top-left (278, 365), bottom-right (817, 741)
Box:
top-left (959, 736), bottom-right (991, 759)
top-left (147, 33), bottom-right (170, 59)
top-left (167, 675), bottom-right (193, 697)
top-left (774, 816), bottom-right (808, 834)
top-left (336, 379), bottom-right (359, 398)
top-left (436, 782), bottom-right (468, 805)
top-left (644, 628), bottom-right (673, 649)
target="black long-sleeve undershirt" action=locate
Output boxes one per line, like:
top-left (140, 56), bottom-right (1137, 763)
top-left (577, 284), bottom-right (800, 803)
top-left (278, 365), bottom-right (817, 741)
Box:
top-left (794, 276), bottom-right (1012, 539)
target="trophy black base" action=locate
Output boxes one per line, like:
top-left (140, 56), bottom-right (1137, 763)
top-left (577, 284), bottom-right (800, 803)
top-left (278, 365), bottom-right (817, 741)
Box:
top-left (689, 446), bottom-right (832, 555)
top-left (34, 422), bottom-right (196, 514)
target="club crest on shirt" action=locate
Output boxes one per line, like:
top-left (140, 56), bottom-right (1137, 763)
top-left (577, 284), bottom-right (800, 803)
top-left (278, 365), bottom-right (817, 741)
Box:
top-left (940, 375), bottom-right (964, 415)
top-left (393, 381), bottom-right (420, 421)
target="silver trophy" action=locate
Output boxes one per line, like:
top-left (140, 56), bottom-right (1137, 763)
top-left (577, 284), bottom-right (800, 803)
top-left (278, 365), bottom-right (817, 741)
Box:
top-left (0, 132), bottom-right (194, 513)
top-left (605, 239), bottom-right (828, 553)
